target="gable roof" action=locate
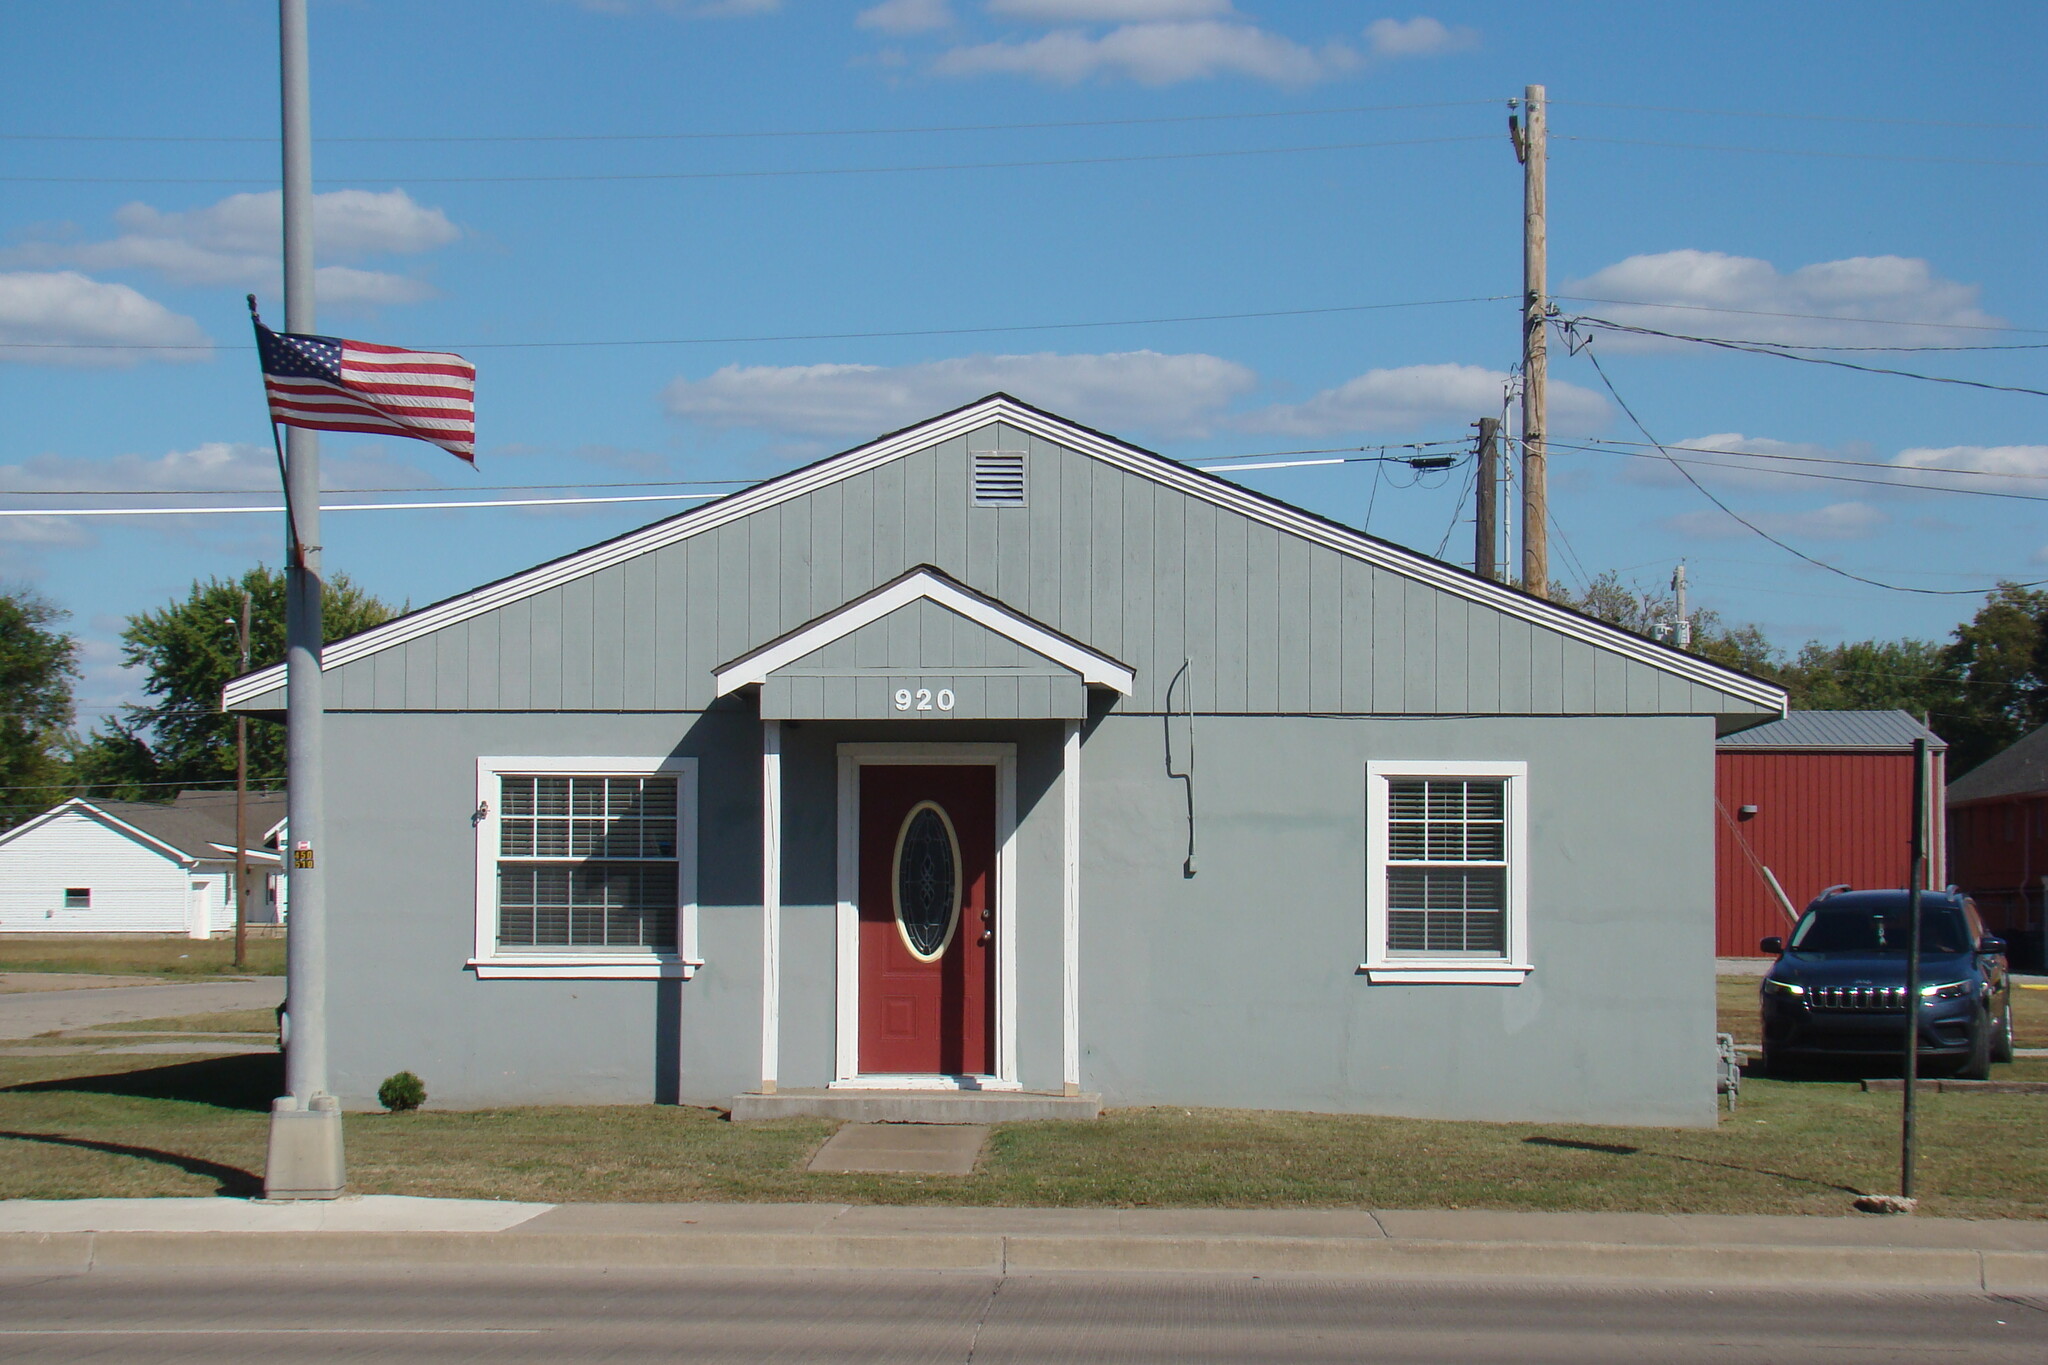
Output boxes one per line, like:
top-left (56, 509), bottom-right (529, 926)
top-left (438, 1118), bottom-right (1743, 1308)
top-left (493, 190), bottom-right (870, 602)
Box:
top-left (224, 394), bottom-right (1786, 714)
top-left (0, 793), bottom-right (287, 863)
top-left (715, 565), bottom-right (1134, 695)
top-left (1717, 710), bottom-right (1945, 753)
top-left (1948, 723), bottom-right (2048, 805)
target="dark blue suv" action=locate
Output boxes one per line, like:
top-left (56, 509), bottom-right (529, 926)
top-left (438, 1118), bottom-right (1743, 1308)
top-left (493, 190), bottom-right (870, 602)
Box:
top-left (1758, 889), bottom-right (2012, 1078)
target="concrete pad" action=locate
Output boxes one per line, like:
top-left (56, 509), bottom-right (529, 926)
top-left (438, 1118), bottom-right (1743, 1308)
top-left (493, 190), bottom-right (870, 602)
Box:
top-left (0, 1195), bottom-right (550, 1234)
top-left (732, 1088), bottom-right (1099, 1122)
top-left (807, 1123), bottom-right (988, 1174)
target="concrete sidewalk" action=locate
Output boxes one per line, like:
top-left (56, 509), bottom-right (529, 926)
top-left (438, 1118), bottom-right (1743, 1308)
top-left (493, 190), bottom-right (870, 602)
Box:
top-left (4, 1197), bottom-right (2046, 1291)
top-left (0, 977), bottom-right (282, 1040)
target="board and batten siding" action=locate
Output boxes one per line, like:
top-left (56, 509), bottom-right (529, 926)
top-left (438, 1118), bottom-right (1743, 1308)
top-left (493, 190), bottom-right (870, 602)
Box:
top-left (237, 423), bottom-right (1763, 720)
top-left (0, 813), bottom-right (215, 936)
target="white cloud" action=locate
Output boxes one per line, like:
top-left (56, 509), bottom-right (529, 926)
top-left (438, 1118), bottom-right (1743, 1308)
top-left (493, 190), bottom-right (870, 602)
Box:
top-left (1623, 431), bottom-right (1848, 492)
top-left (1235, 363), bottom-right (1606, 436)
top-left (1364, 16), bottom-right (1478, 57)
top-left (860, 0), bottom-right (954, 32)
top-left (0, 441), bottom-right (441, 497)
top-left (987, 0), bottom-right (1235, 19)
top-left (1563, 250), bottom-right (2003, 347)
top-left (663, 350), bottom-right (1257, 438)
top-left (0, 271), bottom-right (210, 367)
top-left (1667, 500), bottom-right (1888, 542)
top-left (3, 189), bottom-right (459, 309)
top-left (1893, 444), bottom-right (2048, 498)
top-left (933, 20), bottom-right (1358, 85)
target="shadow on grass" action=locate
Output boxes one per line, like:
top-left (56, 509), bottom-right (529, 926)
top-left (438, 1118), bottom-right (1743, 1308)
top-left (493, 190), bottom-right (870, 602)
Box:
top-left (2, 1053), bottom-right (282, 1112)
top-left (1520, 1134), bottom-right (1865, 1197)
top-left (0, 1131), bottom-right (261, 1196)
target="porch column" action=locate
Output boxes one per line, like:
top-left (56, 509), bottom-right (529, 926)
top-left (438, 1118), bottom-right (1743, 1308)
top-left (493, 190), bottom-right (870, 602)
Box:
top-left (760, 718), bottom-right (781, 1094)
top-left (1062, 718), bottom-right (1081, 1096)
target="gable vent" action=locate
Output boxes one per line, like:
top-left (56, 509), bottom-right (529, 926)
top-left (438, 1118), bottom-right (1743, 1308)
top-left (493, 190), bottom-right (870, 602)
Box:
top-left (971, 449), bottom-right (1028, 507)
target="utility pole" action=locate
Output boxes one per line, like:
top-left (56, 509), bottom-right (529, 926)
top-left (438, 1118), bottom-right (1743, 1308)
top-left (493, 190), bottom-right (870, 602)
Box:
top-left (1900, 736), bottom-right (1930, 1201)
top-left (263, 0), bottom-right (344, 1200)
top-left (1511, 84), bottom-right (1549, 598)
top-left (1473, 417), bottom-right (1500, 581)
top-left (1671, 562), bottom-right (1692, 648)
top-left (233, 589), bottom-right (251, 972)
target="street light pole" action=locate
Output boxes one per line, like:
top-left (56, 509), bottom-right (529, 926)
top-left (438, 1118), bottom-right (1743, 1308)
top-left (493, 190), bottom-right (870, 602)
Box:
top-left (262, 0), bottom-right (343, 1200)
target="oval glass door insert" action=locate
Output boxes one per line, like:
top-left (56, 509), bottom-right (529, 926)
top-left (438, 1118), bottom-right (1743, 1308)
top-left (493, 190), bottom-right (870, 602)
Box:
top-left (893, 801), bottom-right (963, 962)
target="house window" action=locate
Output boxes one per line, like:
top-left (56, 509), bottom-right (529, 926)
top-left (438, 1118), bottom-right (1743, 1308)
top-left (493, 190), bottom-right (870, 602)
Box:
top-left (471, 757), bottom-right (699, 980)
top-left (1364, 760), bottom-right (1531, 985)
top-left (64, 887), bottom-right (90, 910)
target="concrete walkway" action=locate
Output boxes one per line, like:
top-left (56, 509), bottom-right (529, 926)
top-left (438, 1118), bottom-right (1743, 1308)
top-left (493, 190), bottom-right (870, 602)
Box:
top-left (0, 977), bottom-right (282, 1040)
top-left (3, 1198), bottom-right (2045, 1290)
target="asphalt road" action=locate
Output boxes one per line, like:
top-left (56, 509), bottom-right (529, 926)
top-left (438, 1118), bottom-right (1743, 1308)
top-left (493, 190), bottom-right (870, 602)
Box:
top-left (0, 1267), bottom-right (2040, 1363)
top-left (0, 977), bottom-right (282, 1040)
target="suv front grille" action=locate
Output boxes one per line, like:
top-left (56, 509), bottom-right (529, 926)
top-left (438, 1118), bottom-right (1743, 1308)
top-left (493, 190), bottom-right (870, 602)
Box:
top-left (1809, 985), bottom-right (1908, 1011)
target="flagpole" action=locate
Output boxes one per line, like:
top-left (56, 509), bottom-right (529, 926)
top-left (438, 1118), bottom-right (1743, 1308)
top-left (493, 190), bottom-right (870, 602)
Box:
top-left (263, 0), bottom-right (344, 1199)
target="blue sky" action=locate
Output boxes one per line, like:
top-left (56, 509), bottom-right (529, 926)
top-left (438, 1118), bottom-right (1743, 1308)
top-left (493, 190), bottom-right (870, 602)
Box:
top-left (4, 1), bottom-right (2045, 724)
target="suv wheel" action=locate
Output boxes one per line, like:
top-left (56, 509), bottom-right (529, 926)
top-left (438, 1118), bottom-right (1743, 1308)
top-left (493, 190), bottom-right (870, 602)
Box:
top-left (1992, 999), bottom-right (2016, 1065)
top-left (1957, 1014), bottom-right (1993, 1081)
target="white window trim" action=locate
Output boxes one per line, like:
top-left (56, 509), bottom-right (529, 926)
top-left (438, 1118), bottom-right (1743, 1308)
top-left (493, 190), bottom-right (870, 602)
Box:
top-left (1363, 759), bottom-right (1533, 986)
top-left (470, 755), bottom-right (701, 981)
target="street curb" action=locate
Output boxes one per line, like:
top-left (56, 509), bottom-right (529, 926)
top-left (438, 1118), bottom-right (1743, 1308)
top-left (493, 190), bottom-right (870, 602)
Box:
top-left (3, 1229), bottom-right (2043, 1290)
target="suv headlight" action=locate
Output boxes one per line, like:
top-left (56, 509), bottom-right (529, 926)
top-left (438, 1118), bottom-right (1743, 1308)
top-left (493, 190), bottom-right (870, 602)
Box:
top-left (1761, 978), bottom-right (1805, 998)
top-left (1919, 981), bottom-right (1972, 1000)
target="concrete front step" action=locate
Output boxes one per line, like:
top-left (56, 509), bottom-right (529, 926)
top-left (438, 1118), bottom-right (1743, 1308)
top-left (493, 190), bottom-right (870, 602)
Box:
top-left (729, 1088), bottom-right (1101, 1123)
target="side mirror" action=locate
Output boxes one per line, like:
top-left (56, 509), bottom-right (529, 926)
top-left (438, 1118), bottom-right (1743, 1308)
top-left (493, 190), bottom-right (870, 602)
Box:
top-left (1979, 936), bottom-right (2007, 955)
top-left (1760, 936), bottom-right (1784, 955)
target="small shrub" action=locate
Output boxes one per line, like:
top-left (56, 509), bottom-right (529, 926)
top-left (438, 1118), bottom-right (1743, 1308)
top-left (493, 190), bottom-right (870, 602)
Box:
top-left (378, 1070), bottom-right (426, 1113)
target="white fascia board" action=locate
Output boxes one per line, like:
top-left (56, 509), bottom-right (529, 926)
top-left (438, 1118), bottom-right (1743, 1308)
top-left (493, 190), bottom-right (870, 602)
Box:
top-left (714, 569), bottom-right (1134, 695)
top-left (223, 396), bottom-right (1785, 714)
top-left (30, 799), bottom-right (200, 867)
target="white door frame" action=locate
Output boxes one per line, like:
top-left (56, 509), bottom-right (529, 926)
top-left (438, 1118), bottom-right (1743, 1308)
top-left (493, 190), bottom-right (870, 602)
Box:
top-left (833, 742), bottom-right (1019, 1089)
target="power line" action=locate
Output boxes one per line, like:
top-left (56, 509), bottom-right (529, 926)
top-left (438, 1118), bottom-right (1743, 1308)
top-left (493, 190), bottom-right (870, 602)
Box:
top-left (1574, 343), bottom-right (2048, 597)
top-left (1551, 100), bottom-right (2048, 133)
top-left (1545, 440), bottom-right (2048, 506)
top-left (0, 293), bottom-right (1515, 354)
top-left (0, 492), bottom-right (721, 519)
top-left (1563, 315), bottom-right (2048, 399)
top-left (1560, 134), bottom-right (2048, 169)
top-left (1576, 438), bottom-right (2048, 483)
top-left (0, 101), bottom-right (1499, 145)
top-left (2, 134), bottom-right (1496, 186)
top-left (1553, 296), bottom-right (2048, 336)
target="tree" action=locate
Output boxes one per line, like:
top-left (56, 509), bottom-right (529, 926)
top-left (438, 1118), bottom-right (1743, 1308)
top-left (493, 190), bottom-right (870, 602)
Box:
top-left (1551, 570), bottom-right (1782, 679)
top-left (1931, 582), bottom-right (2048, 776)
top-left (73, 567), bottom-right (397, 798)
top-left (1776, 637), bottom-right (1958, 717)
top-left (0, 587), bottom-right (78, 828)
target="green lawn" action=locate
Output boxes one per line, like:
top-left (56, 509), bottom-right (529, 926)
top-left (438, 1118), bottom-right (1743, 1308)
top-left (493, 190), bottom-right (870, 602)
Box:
top-left (0, 937), bottom-right (285, 978)
top-left (4, 1036), bottom-right (2045, 1218)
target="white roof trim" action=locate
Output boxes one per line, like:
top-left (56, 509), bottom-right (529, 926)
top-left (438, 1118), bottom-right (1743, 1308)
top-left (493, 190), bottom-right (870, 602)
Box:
top-left (714, 568), bottom-right (1134, 695)
top-left (0, 798), bottom-right (197, 866)
top-left (223, 395), bottom-right (1786, 713)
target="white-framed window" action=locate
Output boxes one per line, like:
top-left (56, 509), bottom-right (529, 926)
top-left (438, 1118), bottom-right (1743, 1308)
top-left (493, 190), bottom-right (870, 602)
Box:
top-left (470, 756), bottom-right (700, 980)
top-left (63, 887), bottom-right (90, 910)
top-left (1363, 759), bottom-right (1532, 985)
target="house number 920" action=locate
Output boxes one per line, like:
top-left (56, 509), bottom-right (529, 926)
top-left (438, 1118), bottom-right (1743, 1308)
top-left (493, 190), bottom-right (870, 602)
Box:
top-left (894, 687), bottom-right (956, 712)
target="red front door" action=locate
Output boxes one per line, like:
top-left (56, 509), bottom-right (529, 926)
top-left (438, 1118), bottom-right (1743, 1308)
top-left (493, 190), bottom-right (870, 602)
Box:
top-left (858, 764), bottom-right (996, 1076)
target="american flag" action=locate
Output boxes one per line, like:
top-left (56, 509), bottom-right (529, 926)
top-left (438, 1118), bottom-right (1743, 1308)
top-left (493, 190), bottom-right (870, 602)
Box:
top-left (255, 319), bottom-right (476, 462)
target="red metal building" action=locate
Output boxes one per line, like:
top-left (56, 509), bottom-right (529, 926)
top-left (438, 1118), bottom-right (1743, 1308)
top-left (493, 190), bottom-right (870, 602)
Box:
top-left (1715, 711), bottom-right (1946, 957)
top-left (1946, 722), bottom-right (2048, 967)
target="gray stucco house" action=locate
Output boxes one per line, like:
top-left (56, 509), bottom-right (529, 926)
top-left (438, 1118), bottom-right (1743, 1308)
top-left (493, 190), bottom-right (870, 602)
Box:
top-left (226, 395), bottom-right (1784, 1126)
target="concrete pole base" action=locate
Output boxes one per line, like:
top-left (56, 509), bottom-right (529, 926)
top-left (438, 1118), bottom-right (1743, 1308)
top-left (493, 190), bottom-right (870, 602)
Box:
top-left (264, 1095), bottom-right (346, 1199)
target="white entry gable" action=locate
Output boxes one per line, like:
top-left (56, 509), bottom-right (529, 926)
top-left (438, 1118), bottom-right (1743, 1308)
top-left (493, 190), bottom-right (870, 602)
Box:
top-left (716, 566), bottom-right (1134, 695)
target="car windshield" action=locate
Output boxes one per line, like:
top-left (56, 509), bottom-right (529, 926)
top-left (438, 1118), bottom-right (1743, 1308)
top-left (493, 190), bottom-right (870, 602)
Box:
top-left (1788, 904), bottom-right (1972, 954)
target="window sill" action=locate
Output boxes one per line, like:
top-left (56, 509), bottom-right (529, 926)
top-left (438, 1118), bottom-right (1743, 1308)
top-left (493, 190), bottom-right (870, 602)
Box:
top-left (469, 956), bottom-right (702, 981)
top-left (1358, 962), bottom-right (1533, 986)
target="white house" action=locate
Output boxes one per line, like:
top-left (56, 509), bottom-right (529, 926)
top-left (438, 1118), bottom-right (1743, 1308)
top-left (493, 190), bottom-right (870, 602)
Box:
top-left (0, 790), bottom-right (285, 938)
